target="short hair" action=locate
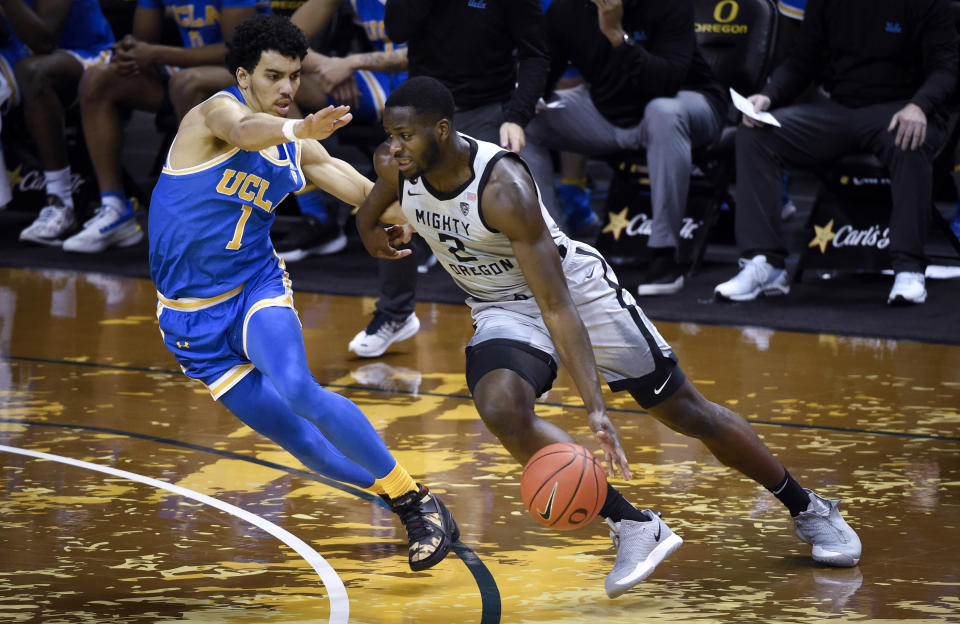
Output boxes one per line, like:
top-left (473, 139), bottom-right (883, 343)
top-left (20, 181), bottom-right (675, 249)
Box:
top-left (225, 14), bottom-right (308, 75)
top-left (384, 76), bottom-right (456, 124)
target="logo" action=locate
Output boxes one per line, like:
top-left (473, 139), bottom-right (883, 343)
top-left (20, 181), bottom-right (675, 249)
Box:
top-left (460, 201), bottom-right (470, 216)
top-left (713, 0), bottom-right (739, 22)
top-left (808, 219), bottom-right (836, 253)
top-left (537, 481), bottom-right (559, 520)
top-left (653, 371), bottom-right (673, 395)
top-left (407, 189), bottom-right (424, 196)
top-left (467, 191), bottom-right (477, 201)
top-left (885, 22), bottom-right (902, 33)
top-left (467, 0), bottom-right (486, 8)
top-left (654, 522), bottom-right (662, 542)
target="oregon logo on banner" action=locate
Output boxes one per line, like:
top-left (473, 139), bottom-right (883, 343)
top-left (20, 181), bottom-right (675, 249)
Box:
top-left (695, 0), bottom-right (748, 33)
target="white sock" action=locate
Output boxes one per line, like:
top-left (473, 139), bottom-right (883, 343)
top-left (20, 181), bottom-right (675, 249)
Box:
top-left (45, 167), bottom-right (74, 210)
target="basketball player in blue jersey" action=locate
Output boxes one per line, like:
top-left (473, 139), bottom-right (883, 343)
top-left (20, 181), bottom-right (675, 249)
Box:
top-left (357, 76), bottom-right (861, 597)
top-left (148, 15), bottom-right (458, 572)
top-left (1, 0), bottom-right (113, 245)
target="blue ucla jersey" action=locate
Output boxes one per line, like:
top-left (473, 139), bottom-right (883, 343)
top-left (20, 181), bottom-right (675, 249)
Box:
top-left (149, 87), bottom-right (305, 300)
top-left (777, 0), bottom-right (806, 20)
top-left (350, 0), bottom-right (404, 53)
top-left (138, 0), bottom-right (265, 48)
top-left (5, 0), bottom-right (113, 54)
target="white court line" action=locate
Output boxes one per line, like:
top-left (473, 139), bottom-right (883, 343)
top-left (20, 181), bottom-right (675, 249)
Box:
top-left (0, 444), bottom-right (349, 623)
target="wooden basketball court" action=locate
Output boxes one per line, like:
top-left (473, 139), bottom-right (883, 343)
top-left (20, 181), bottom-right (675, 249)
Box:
top-left (1, 266), bottom-right (958, 623)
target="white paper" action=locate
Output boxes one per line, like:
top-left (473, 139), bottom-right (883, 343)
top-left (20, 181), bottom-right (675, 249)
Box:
top-left (729, 87), bottom-right (781, 127)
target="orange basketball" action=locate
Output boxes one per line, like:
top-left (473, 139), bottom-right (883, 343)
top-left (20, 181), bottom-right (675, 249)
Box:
top-left (520, 442), bottom-right (608, 531)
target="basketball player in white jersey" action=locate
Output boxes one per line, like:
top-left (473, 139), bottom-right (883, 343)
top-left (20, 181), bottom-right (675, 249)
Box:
top-left (356, 76), bottom-right (861, 598)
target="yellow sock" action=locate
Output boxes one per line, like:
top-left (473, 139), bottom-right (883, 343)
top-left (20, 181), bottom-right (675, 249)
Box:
top-left (374, 463), bottom-right (418, 500)
top-left (561, 177), bottom-right (588, 189)
top-left (366, 482), bottom-right (386, 496)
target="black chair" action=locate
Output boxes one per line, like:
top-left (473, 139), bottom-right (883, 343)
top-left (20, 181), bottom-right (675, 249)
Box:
top-left (597, 0), bottom-right (778, 274)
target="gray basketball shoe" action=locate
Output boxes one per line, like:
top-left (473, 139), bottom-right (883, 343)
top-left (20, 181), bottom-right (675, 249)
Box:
top-left (605, 510), bottom-right (683, 598)
top-left (794, 489), bottom-right (861, 567)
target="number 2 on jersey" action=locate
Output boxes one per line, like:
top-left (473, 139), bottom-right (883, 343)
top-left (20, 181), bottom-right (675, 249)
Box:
top-left (439, 232), bottom-right (477, 263)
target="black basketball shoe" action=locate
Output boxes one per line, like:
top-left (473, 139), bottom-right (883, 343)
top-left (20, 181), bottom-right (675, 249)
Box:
top-left (385, 484), bottom-right (460, 571)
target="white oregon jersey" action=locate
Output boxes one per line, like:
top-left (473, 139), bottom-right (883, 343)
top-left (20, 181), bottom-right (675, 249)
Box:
top-left (399, 135), bottom-right (570, 302)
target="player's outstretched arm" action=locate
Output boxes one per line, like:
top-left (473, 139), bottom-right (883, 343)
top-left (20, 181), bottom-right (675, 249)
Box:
top-left (202, 95), bottom-right (353, 152)
top-left (356, 143), bottom-right (413, 260)
top-left (483, 157), bottom-right (632, 480)
top-left (299, 138), bottom-right (373, 208)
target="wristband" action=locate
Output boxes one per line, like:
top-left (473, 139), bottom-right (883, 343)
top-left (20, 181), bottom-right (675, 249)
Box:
top-left (281, 119), bottom-right (299, 142)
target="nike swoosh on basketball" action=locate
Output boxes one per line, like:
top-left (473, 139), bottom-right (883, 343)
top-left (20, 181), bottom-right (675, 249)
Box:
top-left (653, 371), bottom-right (673, 395)
top-left (537, 481), bottom-right (559, 520)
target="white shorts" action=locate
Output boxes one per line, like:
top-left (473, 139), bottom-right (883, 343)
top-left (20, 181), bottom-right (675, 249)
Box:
top-left (466, 240), bottom-right (681, 400)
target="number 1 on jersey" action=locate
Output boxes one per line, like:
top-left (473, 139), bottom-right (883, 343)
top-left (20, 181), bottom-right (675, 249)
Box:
top-left (226, 204), bottom-right (253, 250)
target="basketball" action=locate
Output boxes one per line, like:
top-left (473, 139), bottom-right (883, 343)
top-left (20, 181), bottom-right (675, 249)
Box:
top-left (520, 442), bottom-right (608, 531)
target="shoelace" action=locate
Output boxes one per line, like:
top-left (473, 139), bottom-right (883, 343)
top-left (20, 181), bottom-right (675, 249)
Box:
top-left (83, 206), bottom-right (114, 228)
top-left (34, 205), bottom-right (64, 226)
top-left (394, 498), bottom-right (430, 542)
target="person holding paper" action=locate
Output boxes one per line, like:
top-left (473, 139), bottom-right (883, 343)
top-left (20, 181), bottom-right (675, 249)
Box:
top-left (714, 0), bottom-right (958, 305)
top-left (521, 0), bottom-right (726, 296)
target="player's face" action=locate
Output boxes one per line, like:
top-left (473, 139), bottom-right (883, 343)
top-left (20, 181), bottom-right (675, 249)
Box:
top-left (244, 50), bottom-right (301, 117)
top-left (382, 107), bottom-right (442, 180)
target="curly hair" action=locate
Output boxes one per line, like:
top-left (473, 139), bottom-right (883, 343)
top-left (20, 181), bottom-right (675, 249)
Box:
top-left (225, 14), bottom-right (308, 75)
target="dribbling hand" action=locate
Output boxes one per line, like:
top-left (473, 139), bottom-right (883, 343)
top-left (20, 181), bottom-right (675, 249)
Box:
top-left (587, 409), bottom-right (632, 480)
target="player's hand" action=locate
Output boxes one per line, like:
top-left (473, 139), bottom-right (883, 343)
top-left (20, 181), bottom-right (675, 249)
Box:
top-left (361, 223), bottom-right (414, 260)
top-left (587, 409), bottom-right (632, 480)
top-left (499, 122), bottom-right (526, 153)
top-left (386, 223), bottom-right (414, 246)
top-left (888, 103), bottom-right (927, 151)
top-left (317, 55), bottom-right (356, 93)
top-left (296, 105), bottom-right (353, 140)
top-left (742, 94), bottom-right (771, 128)
top-left (330, 77), bottom-right (362, 110)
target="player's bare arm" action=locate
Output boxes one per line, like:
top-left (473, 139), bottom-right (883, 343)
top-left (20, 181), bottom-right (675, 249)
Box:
top-left (202, 93), bottom-right (352, 153)
top-left (356, 143), bottom-right (412, 259)
top-left (299, 138), bottom-right (374, 208)
top-left (482, 157), bottom-right (632, 480)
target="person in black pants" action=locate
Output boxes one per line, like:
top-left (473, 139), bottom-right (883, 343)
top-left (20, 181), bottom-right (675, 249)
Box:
top-left (347, 0), bottom-right (550, 357)
top-left (714, 0), bottom-right (958, 306)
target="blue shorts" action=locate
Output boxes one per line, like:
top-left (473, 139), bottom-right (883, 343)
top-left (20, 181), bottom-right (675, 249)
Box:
top-left (155, 260), bottom-right (298, 400)
top-left (339, 70), bottom-right (407, 125)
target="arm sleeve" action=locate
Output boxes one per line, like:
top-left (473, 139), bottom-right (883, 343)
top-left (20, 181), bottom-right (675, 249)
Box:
top-left (910, 0), bottom-right (958, 116)
top-left (503, 0), bottom-right (551, 127)
top-left (761, 0), bottom-right (827, 106)
top-left (384, 0), bottom-right (436, 44)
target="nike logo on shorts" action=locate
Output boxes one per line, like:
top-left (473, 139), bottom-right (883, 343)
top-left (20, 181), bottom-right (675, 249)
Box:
top-left (654, 371), bottom-right (673, 395)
